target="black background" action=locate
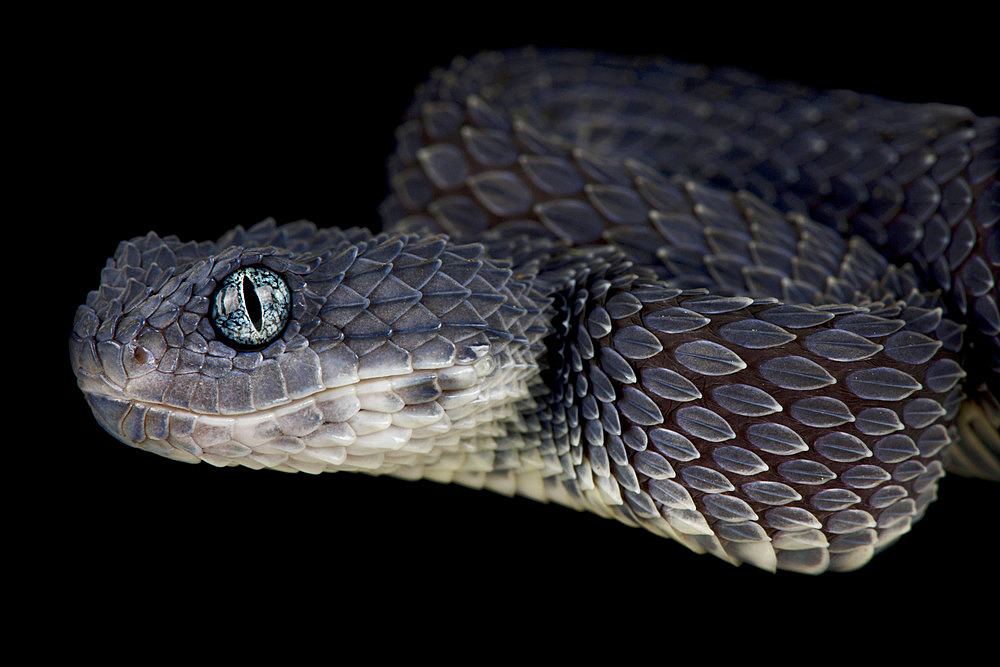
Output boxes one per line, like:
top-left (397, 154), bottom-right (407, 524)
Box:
top-left (26, 9), bottom-right (998, 650)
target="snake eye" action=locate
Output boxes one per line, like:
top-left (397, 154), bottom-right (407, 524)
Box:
top-left (210, 266), bottom-right (291, 349)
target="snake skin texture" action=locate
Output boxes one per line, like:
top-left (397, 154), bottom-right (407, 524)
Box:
top-left (70, 48), bottom-right (999, 574)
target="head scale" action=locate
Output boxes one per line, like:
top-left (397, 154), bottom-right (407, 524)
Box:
top-left (70, 219), bottom-right (549, 474)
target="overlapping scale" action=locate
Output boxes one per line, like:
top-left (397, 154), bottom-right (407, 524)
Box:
top-left (514, 269), bottom-right (965, 572)
top-left (75, 46), bottom-right (996, 576)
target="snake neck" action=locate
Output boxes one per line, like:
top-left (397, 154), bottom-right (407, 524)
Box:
top-left (380, 236), bottom-right (650, 503)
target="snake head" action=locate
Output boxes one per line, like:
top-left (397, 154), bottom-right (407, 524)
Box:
top-left (69, 219), bottom-right (548, 473)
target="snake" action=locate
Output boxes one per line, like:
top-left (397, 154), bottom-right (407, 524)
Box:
top-left (69, 47), bottom-right (999, 574)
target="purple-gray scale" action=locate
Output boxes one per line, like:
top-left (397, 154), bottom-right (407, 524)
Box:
top-left (72, 47), bottom-right (1000, 574)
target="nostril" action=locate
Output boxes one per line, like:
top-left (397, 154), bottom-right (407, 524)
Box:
top-left (122, 343), bottom-right (157, 380)
top-left (132, 346), bottom-right (150, 365)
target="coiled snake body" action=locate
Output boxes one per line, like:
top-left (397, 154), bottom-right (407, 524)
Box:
top-left (70, 48), bottom-right (1000, 574)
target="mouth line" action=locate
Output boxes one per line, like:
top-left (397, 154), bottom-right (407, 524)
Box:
top-left (81, 381), bottom-right (353, 442)
top-left (79, 365), bottom-right (505, 457)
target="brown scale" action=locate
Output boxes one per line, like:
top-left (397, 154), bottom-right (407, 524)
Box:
top-left (610, 298), bottom-right (950, 533)
top-left (382, 50), bottom-right (997, 486)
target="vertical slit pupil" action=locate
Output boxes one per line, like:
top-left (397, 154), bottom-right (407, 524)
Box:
top-left (243, 274), bottom-right (263, 334)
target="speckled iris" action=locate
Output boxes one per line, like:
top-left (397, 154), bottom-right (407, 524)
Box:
top-left (210, 266), bottom-right (290, 348)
